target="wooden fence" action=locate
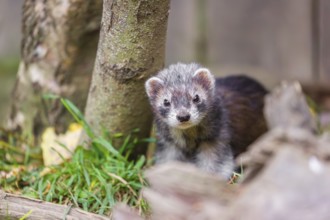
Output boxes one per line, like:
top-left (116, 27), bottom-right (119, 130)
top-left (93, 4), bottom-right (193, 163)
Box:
top-left (1, 0), bottom-right (329, 87)
top-left (166, 0), bottom-right (330, 87)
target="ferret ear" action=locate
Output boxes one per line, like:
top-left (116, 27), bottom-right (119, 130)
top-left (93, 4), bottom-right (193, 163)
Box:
top-left (145, 77), bottom-right (164, 98)
top-left (193, 68), bottom-right (215, 91)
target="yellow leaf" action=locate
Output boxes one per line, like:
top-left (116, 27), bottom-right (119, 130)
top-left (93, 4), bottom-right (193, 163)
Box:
top-left (41, 123), bottom-right (83, 166)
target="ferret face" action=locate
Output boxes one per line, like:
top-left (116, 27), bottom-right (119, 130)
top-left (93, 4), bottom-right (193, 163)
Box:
top-left (145, 64), bottom-right (215, 129)
top-left (155, 85), bottom-right (209, 129)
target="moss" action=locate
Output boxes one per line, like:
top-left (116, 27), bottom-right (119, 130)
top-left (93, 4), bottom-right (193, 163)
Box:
top-left (0, 57), bottom-right (20, 76)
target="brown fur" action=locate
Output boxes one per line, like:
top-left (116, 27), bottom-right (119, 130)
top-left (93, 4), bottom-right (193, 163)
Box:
top-left (218, 87), bottom-right (267, 157)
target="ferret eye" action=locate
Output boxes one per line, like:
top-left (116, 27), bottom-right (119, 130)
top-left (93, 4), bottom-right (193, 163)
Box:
top-left (163, 99), bottom-right (171, 107)
top-left (193, 95), bottom-right (200, 103)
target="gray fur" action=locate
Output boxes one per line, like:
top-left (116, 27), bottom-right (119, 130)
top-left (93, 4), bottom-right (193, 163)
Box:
top-left (145, 62), bottom-right (267, 179)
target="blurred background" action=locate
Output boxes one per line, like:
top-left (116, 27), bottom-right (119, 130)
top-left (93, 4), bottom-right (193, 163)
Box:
top-left (0, 0), bottom-right (22, 121)
top-left (1, 0), bottom-right (329, 124)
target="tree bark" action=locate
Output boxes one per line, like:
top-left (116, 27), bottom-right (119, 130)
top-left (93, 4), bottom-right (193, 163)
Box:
top-left (4, 0), bottom-right (102, 143)
top-left (84, 0), bottom-right (170, 155)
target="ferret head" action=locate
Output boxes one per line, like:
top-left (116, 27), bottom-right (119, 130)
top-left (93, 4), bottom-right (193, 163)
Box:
top-left (145, 63), bottom-right (215, 129)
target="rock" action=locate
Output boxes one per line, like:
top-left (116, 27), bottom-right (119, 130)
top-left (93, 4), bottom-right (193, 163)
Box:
top-left (112, 204), bottom-right (143, 220)
top-left (144, 162), bottom-right (235, 220)
top-left (230, 147), bottom-right (330, 220)
top-left (264, 81), bottom-right (317, 133)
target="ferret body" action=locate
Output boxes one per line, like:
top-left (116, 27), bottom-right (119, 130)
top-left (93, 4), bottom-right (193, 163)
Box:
top-left (145, 63), bottom-right (267, 178)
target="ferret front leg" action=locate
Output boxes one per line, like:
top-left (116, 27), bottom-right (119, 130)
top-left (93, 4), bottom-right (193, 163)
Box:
top-left (155, 142), bottom-right (186, 164)
top-left (196, 141), bottom-right (234, 179)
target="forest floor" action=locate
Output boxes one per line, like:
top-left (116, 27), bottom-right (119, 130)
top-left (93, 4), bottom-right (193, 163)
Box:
top-left (0, 80), bottom-right (330, 220)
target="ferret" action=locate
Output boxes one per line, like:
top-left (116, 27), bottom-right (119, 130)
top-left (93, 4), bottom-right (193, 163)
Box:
top-left (145, 63), bottom-right (268, 178)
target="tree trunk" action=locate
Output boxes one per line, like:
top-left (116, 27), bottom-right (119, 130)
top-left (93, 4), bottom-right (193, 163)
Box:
top-left (84, 0), bottom-right (170, 155)
top-left (5, 0), bottom-right (102, 143)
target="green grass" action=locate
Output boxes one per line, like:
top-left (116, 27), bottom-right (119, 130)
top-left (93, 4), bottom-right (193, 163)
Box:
top-left (0, 98), bottom-right (150, 216)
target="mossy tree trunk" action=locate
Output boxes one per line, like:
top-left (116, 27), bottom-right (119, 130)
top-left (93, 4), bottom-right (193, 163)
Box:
top-left (84, 0), bottom-right (170, 155)
top-left (5, 0), bottom-right (102, 143)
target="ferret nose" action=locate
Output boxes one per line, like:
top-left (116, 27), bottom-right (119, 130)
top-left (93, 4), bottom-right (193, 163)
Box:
top-left (176, 114), bottom-right (190, 122)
